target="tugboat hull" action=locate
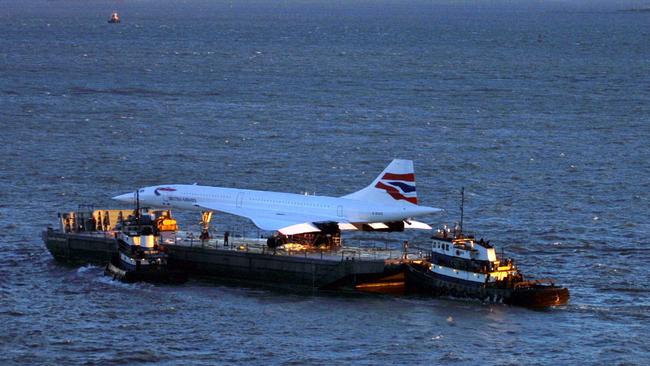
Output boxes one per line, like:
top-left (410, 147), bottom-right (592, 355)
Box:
top-left (105, 255), bottom-right (187, 284)
top-left (406, 264), bottom-right (569, 308)
top-left (509, 285), bottom-right (570, 308)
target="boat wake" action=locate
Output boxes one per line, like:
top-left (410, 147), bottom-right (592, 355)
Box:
top-left (76, 264), bottom-right (98, 274)
top-left (94, 274), bottom-right (151, 290)
top-left (72, 264), bottom-right (150, 290)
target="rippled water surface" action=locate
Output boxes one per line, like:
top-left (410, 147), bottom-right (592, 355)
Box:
top-left (1, 1), bottom-right (650, 365)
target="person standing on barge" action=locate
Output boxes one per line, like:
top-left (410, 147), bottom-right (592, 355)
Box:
top-left (402, 240), bottom-right (410, 260)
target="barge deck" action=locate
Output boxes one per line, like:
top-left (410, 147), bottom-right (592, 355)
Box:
top-left (43, 228), bottom-right (411, 293)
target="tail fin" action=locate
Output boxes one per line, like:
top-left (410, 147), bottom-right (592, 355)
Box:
top-left (343, 159), bottom-right (419, 205)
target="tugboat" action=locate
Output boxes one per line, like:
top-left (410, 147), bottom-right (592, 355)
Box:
top-left (108, 11), bottom-right (120, 24)
top-left (105, 191), bottom-right (187, 284)
top-left (406, 188), bottom-right (569, 308)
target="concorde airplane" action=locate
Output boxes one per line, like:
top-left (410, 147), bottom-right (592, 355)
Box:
top-left (112, 159), bottom-right (441, 235)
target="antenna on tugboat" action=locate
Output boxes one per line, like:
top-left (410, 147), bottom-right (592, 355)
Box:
top-left (460, 187), bottom-right (465, 235)
top-left (135, 189), bottom-right (141, 231)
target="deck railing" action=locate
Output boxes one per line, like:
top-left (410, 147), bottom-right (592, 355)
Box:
top-left (47, 227), bottom-right (425, 262)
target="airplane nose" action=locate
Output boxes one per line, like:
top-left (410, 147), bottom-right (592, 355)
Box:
top-left (112, 192), bottom-right (134, 203)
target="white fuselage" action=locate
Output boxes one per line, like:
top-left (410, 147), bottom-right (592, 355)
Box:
top-left (124, 184), bottom-right (438, 224)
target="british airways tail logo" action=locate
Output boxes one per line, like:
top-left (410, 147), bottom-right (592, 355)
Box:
top-left (154, 187), bottom-right (177, 196)
top-left (375, 173), bottom-right (418, 204)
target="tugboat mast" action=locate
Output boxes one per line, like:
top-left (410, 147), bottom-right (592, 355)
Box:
top-left (135, 189), bottom-right (141, 231)
top-left (459, 187), bottom-right (465, 236)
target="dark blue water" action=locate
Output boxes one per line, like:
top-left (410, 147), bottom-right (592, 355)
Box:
top-left (2, 1), bottom-right (650, 364)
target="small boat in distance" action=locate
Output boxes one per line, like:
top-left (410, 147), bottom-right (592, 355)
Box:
top-left (108, 11), bottom-right (120, 24)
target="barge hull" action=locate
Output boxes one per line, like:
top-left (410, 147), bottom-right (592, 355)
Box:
top-left (44, 229), bottom-right (402, 292)
top-left (44, 230), bottom-right (115, 265)
top-left (165, 243), bottom-right (390, 290)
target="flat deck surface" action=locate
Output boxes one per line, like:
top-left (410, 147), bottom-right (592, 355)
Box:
top-left (49, 229), bottom-right (425, 263)
top-left (167, 231), bottom-right (423, 263)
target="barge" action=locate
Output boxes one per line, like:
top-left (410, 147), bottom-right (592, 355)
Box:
top-left (43, 197), bottom-right (570, 308)
top-left (43, 206), bottom-right (409, 293)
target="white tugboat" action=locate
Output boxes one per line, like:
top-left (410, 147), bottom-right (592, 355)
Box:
top-left (105, 191), bottom-right (186, 284)
top-left (406, 188), bottom-right (569, 308)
